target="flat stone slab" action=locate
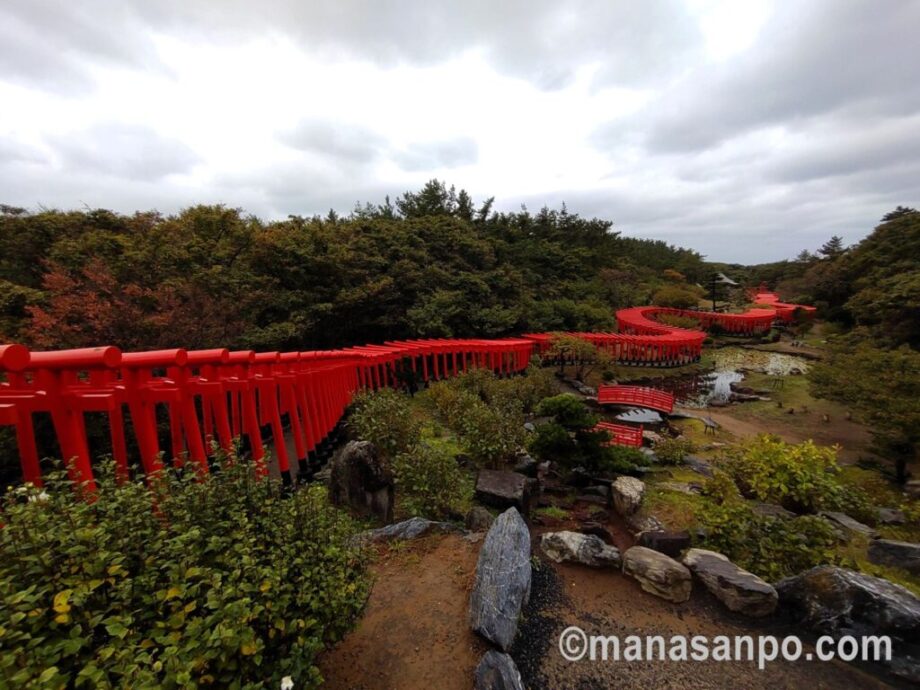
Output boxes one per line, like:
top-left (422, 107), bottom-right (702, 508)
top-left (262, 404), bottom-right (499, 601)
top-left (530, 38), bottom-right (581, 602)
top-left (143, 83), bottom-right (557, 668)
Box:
top-left (469, 507), bottom-right (532, 651)
top-left (475, 470), bottom-right (538, 515)
top-left (869, 539), bottom-right (920, 575)
top-left (682, 548), bottom-right (778, 617)
top-left (357, 517), bottom-right (459, 544)
top-left (622, 545), bottom-right (691, 603)
top-left (877, 507), bottom-right (906, 525)
top-left (819, 511), bottom-right (878, 538)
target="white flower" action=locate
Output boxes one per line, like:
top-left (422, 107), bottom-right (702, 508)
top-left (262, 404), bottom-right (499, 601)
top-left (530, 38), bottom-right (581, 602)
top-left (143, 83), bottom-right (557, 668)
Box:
top-left (28, 490), bottom-right (50, 503)
top-left (280, 676), bottom-right (294, 690)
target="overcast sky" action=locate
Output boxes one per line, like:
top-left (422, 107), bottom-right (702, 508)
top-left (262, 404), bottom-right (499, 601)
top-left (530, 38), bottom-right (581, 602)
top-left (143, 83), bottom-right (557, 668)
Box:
top-left (1, 1), bottom-right (918, 263)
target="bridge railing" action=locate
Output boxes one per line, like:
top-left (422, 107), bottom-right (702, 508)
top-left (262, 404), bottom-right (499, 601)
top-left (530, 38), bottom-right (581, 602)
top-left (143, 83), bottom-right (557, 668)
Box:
top-left (597, 385), bottom-right (675, 414)
top-left (594, 421), bottom-right (644, 447)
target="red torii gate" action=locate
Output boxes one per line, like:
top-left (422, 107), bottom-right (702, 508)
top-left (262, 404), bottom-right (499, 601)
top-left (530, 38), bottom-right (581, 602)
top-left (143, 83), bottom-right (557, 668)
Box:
top-left (1, 295), bottom-right (818, 489)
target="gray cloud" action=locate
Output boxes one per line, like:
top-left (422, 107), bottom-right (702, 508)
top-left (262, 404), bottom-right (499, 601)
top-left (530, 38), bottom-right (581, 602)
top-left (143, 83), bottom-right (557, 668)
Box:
top-left (0, 1), bottom-right (162, 92)
top-left (393, 137), bottom-right (478, 171)
top-left (0, 138), bottom-right (47, 166)
top-left (0, 0), bottom-right (918, 263)
top-left (642, 1), bottom-right (920, 154)
top-left (49, 124), bottom-right (199, 180)
top-left (278, 120), bottom-right (385, 164)
top-left (1, 0), bottom-right (701, 94)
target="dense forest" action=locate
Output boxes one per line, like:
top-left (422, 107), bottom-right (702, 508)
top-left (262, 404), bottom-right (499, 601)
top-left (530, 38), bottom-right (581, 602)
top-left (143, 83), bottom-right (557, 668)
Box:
top-left (714, 206), bottom-right (920, 349)
top-left (0, 180), bottom-right (706, 352)
top-left (742, 206), bottom-right (920, 482)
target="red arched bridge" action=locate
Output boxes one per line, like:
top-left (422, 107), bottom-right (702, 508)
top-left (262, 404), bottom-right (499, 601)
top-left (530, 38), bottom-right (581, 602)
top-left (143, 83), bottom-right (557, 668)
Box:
top-left (597, 385), bottom-right (675, 414)
top-left (0, 293), bottom-right (812, 488)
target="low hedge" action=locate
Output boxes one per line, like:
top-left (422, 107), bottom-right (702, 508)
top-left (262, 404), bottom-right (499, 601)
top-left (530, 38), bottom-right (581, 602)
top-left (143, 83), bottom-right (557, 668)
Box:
top-left (0, 459), bottom-right (369, 689)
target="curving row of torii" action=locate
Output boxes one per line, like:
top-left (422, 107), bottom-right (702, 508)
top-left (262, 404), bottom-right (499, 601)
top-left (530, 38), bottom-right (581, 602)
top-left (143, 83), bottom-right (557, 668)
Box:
top-left (0, 292), bottom-right (813, 490)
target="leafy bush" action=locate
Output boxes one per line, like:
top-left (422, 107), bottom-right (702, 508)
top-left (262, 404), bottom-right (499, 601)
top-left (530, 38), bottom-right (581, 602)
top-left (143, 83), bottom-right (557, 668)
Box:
top-left (530, 394), bottom-right (642, 475)
top-left (545, 334), bottom-right (612, 382)
top-left (723, 435), bottom-right (873, 519)
top-left (425, 373), bottom-right (526, 466)
top-left (653, 437), bottom-right (695, 464)
top-left (529, 422), bottom-right (575, 463)
top-left (652, 286), bottom-right (700, 309)
top-left (536, 394), bottom-right (597, 429)
top-left (349, 388), bottom-right (421, 458)
top-left (599, 445), bottom-right (647, 475)
top-left (0, 460), bottom-right (368, 689)
top-left (700, 469), bottom-right (741, 504)
top-left (511, 361), bottom-right (558, 413)
top-left (455, 394), bottom-right (525, 466)
top-left (654, 313), bottom-right (700, 330)
top-left (699, 501), bottom-right (840, 582)
top-left (393, 441), bottom-right (472, 519)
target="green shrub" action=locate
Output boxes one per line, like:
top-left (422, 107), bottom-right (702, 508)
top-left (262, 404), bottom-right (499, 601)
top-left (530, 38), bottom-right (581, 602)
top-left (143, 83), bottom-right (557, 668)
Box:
top-left (536, 394), bottom-right (597, 429)
top-left (599, 445), bottom-right (646, 474)
top-left (393, 442), bottom-right (472, 519)
top-left (654, 313), bottom-right (700, 330)
top-left (455, 394), bottom-right (525, 466)
top-left (724, 435), bottom-right (873, 518)
top-left (652, 286), bottom-right (700, 309)
top-left (700, 469), bottom-right (742, 504)
top-left (529, 396), bottom-right (642, 475)
top-left (426, 375), bottom-right (525, 466)
top-left (509, 362), bottom-right (558, 413)
top-left (653, 437), bottom-right (695, 464)
top-left (0, 460), bottom-right (368, 689)
top-left (529, 422), bottom-right (577, 464)
top-left (699, 501), bottom-right (840, 582)
top-left (349, 388), bottom-right (421, 458)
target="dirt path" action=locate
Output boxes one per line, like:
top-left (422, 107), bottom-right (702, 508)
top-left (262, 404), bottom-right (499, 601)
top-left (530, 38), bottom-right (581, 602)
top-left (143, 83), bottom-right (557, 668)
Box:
top-left (317, 530), bottom-right (898, 690)
top-left (317, 534), bottom-right (486, 690)
top-left (521, 557), bottom-right (894, 689)
top-left (689, 405), bottom-right (875, 464)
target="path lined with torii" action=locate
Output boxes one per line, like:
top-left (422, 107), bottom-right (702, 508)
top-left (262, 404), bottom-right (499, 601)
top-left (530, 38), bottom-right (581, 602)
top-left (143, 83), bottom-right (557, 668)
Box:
top-left (0, 292), bottom-right (814, 488)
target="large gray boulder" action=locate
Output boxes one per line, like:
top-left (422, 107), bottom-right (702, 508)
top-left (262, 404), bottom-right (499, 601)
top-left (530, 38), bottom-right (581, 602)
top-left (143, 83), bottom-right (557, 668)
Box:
top-left (540, 531), bottom-right (621, 568)
top-left (776, 566), bottom-right (920, 638)
top-left (329, 440), bottom-right (394, 523)
top-left (474, 651), bottom-right (524, 690)
top-left (869, 539), bottom-right (920, 575)
top-left (622, 546), bottom-right (692, 603)
top-left (776, 566), bottom-right (920, 682)
top-left (610, 476), bottom-right (645, 517)
top-left (475, 470), bottom-right (538, 515)
top-left (682, 548), bottom-right (778, 617)
top-left (469, 507), bottom-right (532, 651)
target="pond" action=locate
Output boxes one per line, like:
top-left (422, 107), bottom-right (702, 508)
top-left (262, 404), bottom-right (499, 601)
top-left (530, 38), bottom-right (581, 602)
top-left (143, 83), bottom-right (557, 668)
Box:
top-left (619, 347), bottom-right (811, 411)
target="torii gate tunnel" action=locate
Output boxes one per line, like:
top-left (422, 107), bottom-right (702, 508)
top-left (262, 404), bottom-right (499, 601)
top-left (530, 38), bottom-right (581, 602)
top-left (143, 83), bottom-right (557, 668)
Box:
top-left (0, 294), bottom-right (812, 489)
